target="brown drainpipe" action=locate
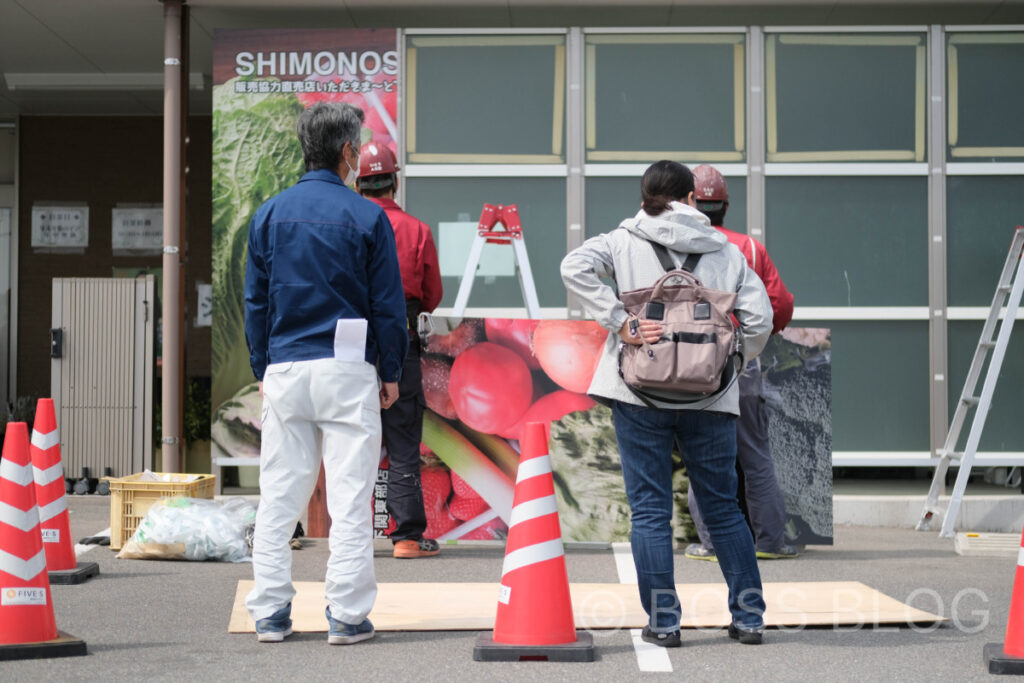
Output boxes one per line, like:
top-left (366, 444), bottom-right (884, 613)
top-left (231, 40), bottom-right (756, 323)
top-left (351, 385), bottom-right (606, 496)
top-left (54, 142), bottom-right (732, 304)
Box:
top-left (161, 0), bottom-right (183, 472)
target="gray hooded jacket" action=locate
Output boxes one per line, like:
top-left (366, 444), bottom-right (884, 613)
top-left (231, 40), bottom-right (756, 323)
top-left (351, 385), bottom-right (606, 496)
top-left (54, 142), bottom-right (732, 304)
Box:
top-left (560, 201), bottom-right (773, 415)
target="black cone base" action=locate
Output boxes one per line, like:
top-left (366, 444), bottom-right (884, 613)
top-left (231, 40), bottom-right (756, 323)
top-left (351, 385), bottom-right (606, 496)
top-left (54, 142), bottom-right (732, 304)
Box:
top-left (473, 631), bottom-right (594, 662)
top-left (985, 642), bottom-right (1024, 675)
top-left (49, 561), bottom-right (100, 585)
top-left (0, 631), bottom-right (87, 661)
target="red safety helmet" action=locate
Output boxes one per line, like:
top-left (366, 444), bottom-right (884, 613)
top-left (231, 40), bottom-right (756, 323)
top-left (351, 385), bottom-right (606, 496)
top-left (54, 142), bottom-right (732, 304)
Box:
top-left (358, 141), bottom-right (399, 178)
top-left (692, 164), bottom-right (729, 203)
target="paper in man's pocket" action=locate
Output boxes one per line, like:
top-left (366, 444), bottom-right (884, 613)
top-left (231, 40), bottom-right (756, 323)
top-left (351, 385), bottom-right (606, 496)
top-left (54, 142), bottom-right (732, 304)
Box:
top-left (333, 318), bottom-right (368, 362)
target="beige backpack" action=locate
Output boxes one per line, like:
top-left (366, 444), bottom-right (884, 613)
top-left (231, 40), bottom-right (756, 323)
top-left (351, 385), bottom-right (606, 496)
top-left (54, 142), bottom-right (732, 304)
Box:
top-left (618, 243), bottom-right (740, 406)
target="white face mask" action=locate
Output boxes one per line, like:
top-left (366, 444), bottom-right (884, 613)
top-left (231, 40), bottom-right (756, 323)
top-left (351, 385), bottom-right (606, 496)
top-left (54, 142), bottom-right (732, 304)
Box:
top-left (344, 153), bottom-right (359, 186)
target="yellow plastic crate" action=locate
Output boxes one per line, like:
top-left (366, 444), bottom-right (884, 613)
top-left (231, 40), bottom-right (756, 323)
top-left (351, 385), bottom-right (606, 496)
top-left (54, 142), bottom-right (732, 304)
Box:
top-left (109, 472), bottom-right (216, 550)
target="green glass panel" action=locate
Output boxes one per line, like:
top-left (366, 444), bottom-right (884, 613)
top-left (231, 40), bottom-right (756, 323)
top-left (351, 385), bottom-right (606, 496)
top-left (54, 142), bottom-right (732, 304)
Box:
top-left (800, 320), bottom-right (929, 451)
top-left (950, 40), bottom-right (1024, 156)
top-left (589, 40), bottom-right (740, 156)
top-left (584, 176), bottom-right (747, 240)
top-left (947, 176), bottom-right (1024, 306)
top-left (405, 178), bottom-right (567, 308)
top-left (772, 37), bottom-right (922, 154)
top-left (766, 177), bottom-right (928, 306)
top-left (410, 42), bottom-right (563, 158)
top-left (948, 322), bottom-right (1024, 451)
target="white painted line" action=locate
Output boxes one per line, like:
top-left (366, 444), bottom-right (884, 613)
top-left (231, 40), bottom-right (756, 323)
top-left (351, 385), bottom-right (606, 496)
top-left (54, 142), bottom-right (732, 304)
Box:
top-left (613, 542), bottom-right (672, 673)
top-left (75, 527), bottom-right (110, 558)
top-left (630, 629), bottom-right (674, 672)
top-left (612, 541), bottom-right (637, 584)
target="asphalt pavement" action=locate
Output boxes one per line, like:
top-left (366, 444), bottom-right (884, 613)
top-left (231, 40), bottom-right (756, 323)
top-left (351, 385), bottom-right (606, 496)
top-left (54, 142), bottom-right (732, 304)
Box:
top-left (4, 495), bottom-right (1018, 682)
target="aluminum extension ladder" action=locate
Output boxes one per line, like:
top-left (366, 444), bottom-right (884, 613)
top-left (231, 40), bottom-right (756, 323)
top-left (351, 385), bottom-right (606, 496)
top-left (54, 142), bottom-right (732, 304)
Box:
top-left (917, 227), bottom-right (1024, 537)
top-left (450, 203), bottom-right (542, 318)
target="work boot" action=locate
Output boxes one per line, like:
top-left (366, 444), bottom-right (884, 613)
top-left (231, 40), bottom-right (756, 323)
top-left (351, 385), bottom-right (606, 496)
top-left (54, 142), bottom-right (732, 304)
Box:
top-left (755, 544), bottom-right (799, 560)
top-left (641, 625), bottom-right (681, 648)
top-left (728, 622), bottom-right (764, 645)
top-left (325, 607), bottom-right (375, 645)
top-left (683, 543), bottom-right (718, 562)
top-left (255, 603), bottom-right (293, 643)
top-left (393, 537), bottom-right (440, 559)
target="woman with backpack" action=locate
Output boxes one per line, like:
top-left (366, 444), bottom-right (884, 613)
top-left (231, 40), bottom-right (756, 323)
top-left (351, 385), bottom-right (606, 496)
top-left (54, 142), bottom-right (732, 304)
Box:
top-left (560, 160), bottom-right (773, 647)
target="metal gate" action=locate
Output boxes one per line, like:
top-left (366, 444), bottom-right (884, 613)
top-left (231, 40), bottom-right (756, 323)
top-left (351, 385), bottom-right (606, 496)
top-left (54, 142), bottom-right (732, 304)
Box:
top-left (51, 276), bottom-right (154, 478)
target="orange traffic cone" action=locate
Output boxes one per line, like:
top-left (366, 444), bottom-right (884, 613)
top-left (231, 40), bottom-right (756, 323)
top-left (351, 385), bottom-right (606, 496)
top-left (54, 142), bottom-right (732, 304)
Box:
top-left (985, 528), bottom-right (1024, 674)
top-left (473, 422), bottom-right (593, 662)
top-left (30, 399), bottom-right (99, 584)
top-left (0, 422), bottom-right (86, 660)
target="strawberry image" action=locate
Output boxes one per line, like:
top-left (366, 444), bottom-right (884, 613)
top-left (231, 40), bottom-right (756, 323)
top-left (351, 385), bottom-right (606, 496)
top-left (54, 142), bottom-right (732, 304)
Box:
top-left (448, 472), bottom-right (490, 521)
top-left (460, 517), bottom-right (508, 541)
top-left (420, 465), bottom-right (456, 538)
top-left (449, 494), bottom-right (489, 522)
top-left (449, 472), bottom-right (477, 499)
top-left (424, 505), bottom-right (458, 540)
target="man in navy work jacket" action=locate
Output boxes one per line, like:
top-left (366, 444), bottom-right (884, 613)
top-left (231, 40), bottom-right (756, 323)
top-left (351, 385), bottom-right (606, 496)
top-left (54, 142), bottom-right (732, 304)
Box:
top-left (243, 102), bottom-right (408, 646)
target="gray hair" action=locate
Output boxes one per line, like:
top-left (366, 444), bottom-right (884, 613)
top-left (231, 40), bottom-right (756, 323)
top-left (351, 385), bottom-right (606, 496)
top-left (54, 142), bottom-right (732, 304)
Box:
top-left (295, 102), bottom-right (364, 172)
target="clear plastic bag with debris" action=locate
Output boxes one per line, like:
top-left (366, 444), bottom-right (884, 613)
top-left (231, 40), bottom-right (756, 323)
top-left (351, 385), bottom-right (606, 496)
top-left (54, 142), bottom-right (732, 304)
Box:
top-left (116, 497), bottom-right (257, 563)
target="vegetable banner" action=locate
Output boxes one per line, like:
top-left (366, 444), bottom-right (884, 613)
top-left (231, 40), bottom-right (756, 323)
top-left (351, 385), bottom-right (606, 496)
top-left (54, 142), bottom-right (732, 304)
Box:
top-left (211, 28), bottom-right (399, 469)
top-left (417, 317), bottom-right (833, 546)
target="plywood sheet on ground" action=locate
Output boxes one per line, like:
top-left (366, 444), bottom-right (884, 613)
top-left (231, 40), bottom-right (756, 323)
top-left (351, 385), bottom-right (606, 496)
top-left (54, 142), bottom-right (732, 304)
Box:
top-left (229, 581), bottom-right (943, 632)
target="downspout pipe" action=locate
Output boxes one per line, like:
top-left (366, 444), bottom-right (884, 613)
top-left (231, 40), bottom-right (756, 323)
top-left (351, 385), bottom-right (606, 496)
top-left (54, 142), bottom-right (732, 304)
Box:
top-left (161, 0), bottom-right (183, 472)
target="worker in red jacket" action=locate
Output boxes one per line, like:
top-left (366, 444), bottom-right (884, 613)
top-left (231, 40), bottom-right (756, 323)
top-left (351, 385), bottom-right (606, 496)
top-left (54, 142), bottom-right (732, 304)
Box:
top-left (358, 141), bottom-right (444, 559)
top-left (685, 164), bottom-right (799, 561)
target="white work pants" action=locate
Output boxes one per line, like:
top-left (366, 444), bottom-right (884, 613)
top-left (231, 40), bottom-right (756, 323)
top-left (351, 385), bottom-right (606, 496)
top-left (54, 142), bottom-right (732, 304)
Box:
top-left (246, 357), bottom-right (381, 625)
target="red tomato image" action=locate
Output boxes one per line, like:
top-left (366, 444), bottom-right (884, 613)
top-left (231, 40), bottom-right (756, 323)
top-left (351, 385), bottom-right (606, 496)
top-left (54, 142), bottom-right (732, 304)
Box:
top-left (496, 390), bottom-right (596, 441)
top-left (531, 320), bottom-right (607, 394)
top-left (448, 342), bottom-right (533, 434)
top-left (484, 318), bottom-right (541, 369)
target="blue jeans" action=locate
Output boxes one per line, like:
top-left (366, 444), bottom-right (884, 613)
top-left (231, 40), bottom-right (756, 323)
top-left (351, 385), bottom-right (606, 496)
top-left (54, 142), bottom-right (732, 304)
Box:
top-left (689, 362), bottom-right (788, 552)
top-left (612, 401), bottom-right (766, 632)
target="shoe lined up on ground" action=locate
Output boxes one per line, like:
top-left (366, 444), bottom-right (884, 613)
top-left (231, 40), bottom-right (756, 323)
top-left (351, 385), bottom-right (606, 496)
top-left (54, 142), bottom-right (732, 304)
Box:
top-left (755, 544), bottom-right (799, 559)
top-left (641, 625), bottom-right (682, 648)
top-left (683, 543), bottom-right (718, 562)
top-left (255, 603), bottom-right (293, 643)
top-left (728, 622), bottom-right (764, 645)
top-left (325, 607), bottom-right (375, 645)
top-left (393, 537), bottom-right (440, 559)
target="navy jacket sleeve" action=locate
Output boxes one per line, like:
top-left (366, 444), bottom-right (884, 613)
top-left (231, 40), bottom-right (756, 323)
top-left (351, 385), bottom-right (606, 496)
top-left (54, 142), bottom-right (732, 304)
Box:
top-left (368, 211), bottom-right (409, 382)
top-left (244, 215), bottom-right (270, 381)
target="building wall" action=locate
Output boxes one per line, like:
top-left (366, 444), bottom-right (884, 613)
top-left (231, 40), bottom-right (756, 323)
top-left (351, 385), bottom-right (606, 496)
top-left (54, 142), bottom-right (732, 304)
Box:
top-left (17, 115), bottom-right (211, 403)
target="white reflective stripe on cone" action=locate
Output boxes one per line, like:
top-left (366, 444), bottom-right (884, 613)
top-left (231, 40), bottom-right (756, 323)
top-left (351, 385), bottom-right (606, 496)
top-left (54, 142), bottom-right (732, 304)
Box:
top-left (509, 495), bottom-right (558, 528)
top-left (30, 429), bottom-right (59, 451)
top-left (501, 538), bottom-right (564, 577)
top-left (1018, 547), bottom-right (1024, 568)
top-left (0, 459), bottom-right (33, 487)
top-left (36, 497), bottom-right (67, 523)
top-left (0, 548), bottom-right (47, 582)
top-left (515, 456), bottom-right (552, 484)
top-left (32, 462), bottom-right (65, 486)
top-left (0, 500), bottom-right (41, 531)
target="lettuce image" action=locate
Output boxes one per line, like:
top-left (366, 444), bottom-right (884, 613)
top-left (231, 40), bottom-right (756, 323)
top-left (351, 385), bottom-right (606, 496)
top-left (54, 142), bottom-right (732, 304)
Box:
top-left (211, 79), bottom-right (305, 443)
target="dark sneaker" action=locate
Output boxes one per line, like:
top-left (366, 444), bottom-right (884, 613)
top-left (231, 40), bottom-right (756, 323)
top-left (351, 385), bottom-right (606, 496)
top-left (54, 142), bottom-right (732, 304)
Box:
top-left (325, 607), bottom-right (375, 645)
top-left (756, 544), bottom-right (799, 560)
top-left (393, 537), bottom-right (440, 559)
top-left (684, 543), bottom-right (718, 562)
top-left (255, 603), bottom-right (293, 643)
top-left (728, 622), bottom-right (764, 645)
top-left (641, 625), bottom-right (682, 648)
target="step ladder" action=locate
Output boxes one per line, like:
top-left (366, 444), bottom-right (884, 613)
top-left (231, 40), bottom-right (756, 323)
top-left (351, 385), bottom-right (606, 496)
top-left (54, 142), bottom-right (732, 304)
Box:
top-left (450, 203), bottom-right (541, 318)
top-left (916, 227), bottom-right (1024, 537)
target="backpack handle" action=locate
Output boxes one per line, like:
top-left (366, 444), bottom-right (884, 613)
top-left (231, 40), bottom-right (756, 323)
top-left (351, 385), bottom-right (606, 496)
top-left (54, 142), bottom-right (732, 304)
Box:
top-left (650, 269), bottom-right (702, 300)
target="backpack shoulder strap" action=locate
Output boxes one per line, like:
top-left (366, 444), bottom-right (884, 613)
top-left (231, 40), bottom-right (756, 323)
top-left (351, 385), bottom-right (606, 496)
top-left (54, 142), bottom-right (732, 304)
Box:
top-left (682, 252), bottom-right (701, 272)
top-left (649, 241), bottom-right (702, 273)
